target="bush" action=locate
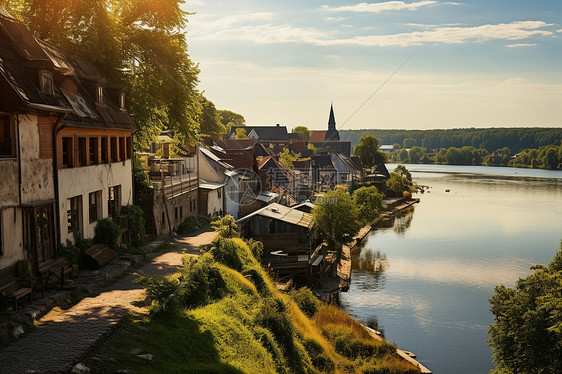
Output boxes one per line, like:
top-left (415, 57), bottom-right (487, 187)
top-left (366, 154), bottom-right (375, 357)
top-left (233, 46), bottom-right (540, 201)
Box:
top-left (94, 218), bottom-right (121, 249)
top-left (211, 215), bottom-right (239, 238)
top-left (120, 204), bottom-right (145, 246)
top-left (247, 238), bottom-right (263, 261)
top-left (60, 240), bottom-right (80, 265)
top-left (210, 238), bottom-right (254, 272)
top-left (137, 274), bottom-right (180, 313)
top-left (178, 254), bottom-right (227, 308)
top-left (177, 216), bottom-right (198, 235)
top-left (290, 287), bottom-right (320, 317)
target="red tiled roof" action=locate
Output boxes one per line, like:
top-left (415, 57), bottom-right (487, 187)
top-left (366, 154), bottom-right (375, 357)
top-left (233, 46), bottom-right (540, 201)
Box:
top-left (309, 130), bottom-right (327, 142)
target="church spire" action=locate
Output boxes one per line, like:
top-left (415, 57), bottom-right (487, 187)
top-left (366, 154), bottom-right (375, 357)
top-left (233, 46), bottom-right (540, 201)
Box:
top-left (328, 103), bottom-right (336, 130)
top-left (325, 103), bottom-right (340, 141)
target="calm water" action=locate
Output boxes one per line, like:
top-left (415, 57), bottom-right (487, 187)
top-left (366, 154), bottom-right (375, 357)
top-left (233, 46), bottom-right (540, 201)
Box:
top-left (340, 164), bottom-right (562, 374)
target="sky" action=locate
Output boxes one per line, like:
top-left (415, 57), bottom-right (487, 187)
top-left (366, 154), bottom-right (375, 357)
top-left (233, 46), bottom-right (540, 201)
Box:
top-left (182, 0), bottom-right (562, 131)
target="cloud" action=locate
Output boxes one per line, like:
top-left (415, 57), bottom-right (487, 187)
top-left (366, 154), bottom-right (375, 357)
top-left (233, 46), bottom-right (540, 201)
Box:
top-left (325, 16), bottom-right (348, 22)
top-left (321, 1), bottom-right (440, 13)
top-left (506, 43), bottom-right (537, 48)
top-left (191, 20), bottom-right (554, 48)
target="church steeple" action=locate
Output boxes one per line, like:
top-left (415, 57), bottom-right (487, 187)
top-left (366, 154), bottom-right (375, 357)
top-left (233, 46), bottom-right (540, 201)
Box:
top-left (325, 103), bottom-right (340, 141)
top-left (328, 103), bottom-right (336, 130)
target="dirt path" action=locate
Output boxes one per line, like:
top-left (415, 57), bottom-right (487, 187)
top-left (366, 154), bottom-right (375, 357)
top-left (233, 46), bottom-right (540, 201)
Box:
top-left (0, 228), bottom-right (216, 374)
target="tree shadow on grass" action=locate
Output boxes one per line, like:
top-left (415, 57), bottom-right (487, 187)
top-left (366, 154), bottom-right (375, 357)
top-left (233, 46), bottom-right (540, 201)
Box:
top-left (85, 309), bottom-right (245, 374)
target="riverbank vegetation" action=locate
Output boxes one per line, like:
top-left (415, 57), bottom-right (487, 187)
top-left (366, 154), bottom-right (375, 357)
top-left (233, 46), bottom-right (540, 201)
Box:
top-left (85, 217), bottom-right (420, 373)
top-left (488, 243), bottom-right (562, 374)
top-left (341, 128), bottom-right (562, 155)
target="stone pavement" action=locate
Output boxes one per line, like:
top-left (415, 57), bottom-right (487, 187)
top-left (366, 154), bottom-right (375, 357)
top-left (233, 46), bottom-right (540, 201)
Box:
top-left (0, 228), bottom-right (217, 374)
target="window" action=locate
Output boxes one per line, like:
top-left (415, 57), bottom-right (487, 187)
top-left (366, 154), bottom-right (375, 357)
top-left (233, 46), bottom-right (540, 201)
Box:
top-left (0, 115), bottom-right (14, 157)
top-left (89, 191), bottom-right (101, 223)
top-left (175, 207), bottom-right (178, 221)
top-left (110, 137), bottom-right (118, 162)
top-left (119, 137), bottom-right (125, 161)
top-left (78, 137), bottom-right (87, 166)
top-left (108, 185), bottom-right (121, 216)
top-left (62, 137), bottom-right (73, 167)
top-left (40, 71), bottom-right (54, 95)
top-left (97, 85), bottom-right (104, 104)
top-left (180, 206), bottom-right (183, 219)
top-left (89, 137), bottom-right (99, 165)
top-left (119, 92), bottom-right (126, 110)
top-left (126, 137), bottom-right (132, 159)
top-left (161, 212), bottom-right (165, 227)
top-left (217, 188), bottom-right (221, 199)
top-left (67, 196), bottom-right (82, 234)
top-left (101, 137), bottom-right (108, 163)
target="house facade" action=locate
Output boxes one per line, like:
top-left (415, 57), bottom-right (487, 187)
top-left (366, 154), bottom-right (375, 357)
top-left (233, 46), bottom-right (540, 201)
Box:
top-left (0, 9), bottom-right (136, 279)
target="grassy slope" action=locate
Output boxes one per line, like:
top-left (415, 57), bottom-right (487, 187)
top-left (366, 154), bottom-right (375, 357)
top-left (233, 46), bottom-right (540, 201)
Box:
top-left (86, 237), bottom-right (420, 374)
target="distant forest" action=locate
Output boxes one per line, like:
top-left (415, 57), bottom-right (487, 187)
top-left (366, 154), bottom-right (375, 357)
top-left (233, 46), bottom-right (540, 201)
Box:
top-left (340, 128), bottom-right (562, 154)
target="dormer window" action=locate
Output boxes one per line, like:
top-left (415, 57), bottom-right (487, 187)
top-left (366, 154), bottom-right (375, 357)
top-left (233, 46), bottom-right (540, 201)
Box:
top-left (119, 92), bottom-right (126, 110)
top-left (96, 85), bottom-right (104, 104)
top-left (40, 71), bottom-right (54, 95)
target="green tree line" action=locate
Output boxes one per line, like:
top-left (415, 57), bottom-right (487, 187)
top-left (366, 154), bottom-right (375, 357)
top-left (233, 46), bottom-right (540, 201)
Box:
top-left (341, 128), bottom-right (562, 154)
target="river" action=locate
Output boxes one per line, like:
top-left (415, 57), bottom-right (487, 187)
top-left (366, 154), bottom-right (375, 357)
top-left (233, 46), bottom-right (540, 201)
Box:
top-left (340, 164), bottom-right (562, 374)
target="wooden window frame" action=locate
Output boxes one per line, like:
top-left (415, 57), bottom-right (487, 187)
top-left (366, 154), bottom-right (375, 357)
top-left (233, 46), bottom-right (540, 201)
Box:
top-left (101, 137), bottom-right (109, 164)
top-left (62, 137), bottom-right (73, 167)
top-left (89, 191), bottom-right (101, 223)
top-left (110, 137), bottom-right (118, 162)
top-left (89, 137), bottom-right (99, 165)
top-left (0, 115), bottom-right (15, 158)
top-left (126, 137), bottom-right (132, 159)
top-left (67, 196), bottom-right (82, 234)
top-left (40, 71), bottom-right (54, 95)
top-left (119, 137), bottom-right (125, 161)
top-left (78, 137), bottom-right (87, 167)
top-left (108, 185), bottom-right (121, 217)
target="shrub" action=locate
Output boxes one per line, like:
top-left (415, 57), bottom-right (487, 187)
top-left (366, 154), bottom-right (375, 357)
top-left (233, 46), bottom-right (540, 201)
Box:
top-left (178, 254), bottom-right (227, 308)
top-left (290, 287), bottom-right (320, 317)
top-left (60, 240), bottom-right (80, 265)
top-left (94, 218), bottom-right (121, 249)
top-left (137, 274), bottom-right (180, 313)
top-left (120, 204), bottom-right (145, 246)
top-left (210, 238), bottom-right (254, 272)
top-left (177, 216), bottom-right (198, 235)
top-left (247, 238), bottom-right (263, 261)
top-left (211, 215), bottom-right (239, 238)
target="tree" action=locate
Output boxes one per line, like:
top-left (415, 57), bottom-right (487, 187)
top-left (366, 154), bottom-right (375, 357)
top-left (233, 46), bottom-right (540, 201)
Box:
top-left (313, 190), bottom-right (361, 246)
top-left (353, 186), bottom-right (383, 225)
top-left (307, 143), bottom-right (317, 154)
top-left (353, 135), bottom-right (387, 168)
top-left (488, 243), bottom-right (562, 374)
top-left (235, 128), bottom-right (248, 139)
top-left (211, 215), bottom-right (239, 238)
top-left (403, 138), bottom-right (416, 149)
top-left (199, 96), bottom-right (225, 138)
top-left (408, 146), bottom-right (425, 164)
top-left (5, 0), bottom-right (202, 151)
top-left (279, 147), bottom-right (301, 168)
top-left (217, 110), bottom-right (245, 136)
top-left (292, 126), bottom-right (311, 141)
top-left (386, 165), bottom-right (414, 195)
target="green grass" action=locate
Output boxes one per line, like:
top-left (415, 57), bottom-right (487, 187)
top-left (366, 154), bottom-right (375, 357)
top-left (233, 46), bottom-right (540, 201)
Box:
top-left (85, 231), bottom-right (421, 374)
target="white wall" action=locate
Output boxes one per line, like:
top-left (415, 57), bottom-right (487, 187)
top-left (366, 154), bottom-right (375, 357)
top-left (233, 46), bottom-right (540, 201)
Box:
top-left (225, 175), bottom-right (239, 219)
top-left (58, 160), bottom-right (133, 242)
top-left (206, 188), bottom-right (224, 216)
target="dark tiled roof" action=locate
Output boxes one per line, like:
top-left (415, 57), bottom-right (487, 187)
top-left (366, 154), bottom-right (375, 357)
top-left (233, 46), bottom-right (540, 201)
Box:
top-left (229, 125), bottom-right (289, 141)
top-left (0, 12), bottom-right (135, 130)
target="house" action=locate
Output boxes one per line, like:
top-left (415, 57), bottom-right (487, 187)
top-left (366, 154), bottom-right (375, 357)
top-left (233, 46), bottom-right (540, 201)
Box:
top-left (198, 147), bottom-right (240, 219)
top-left (136, 134), bottom-right (199, 236)
top-left (226, 124), bottom-right (289, 141)
top-left (258, 156), bottom-right (297, 200)
top-left (0, 10), bottom-right (135, 279)
top-left (330, 152), bottom-right (363, 186)
top-left (236, 203), bottom-right (318, 278)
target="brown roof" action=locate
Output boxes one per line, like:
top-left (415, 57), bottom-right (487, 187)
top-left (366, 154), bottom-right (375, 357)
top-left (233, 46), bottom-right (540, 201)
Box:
top-left (309, 130), bottom-right (327, 142)
top-left (0, 12), bottom-right (135, 130)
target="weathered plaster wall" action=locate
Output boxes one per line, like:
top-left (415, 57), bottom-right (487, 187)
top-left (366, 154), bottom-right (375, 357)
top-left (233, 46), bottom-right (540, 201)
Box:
top-left (0, 160), bottom-right (19, 206)
top-left (225, 176), bottom-right (239, 219)
top-left (206, 188), bottom-right (223, 217)
top-left (19, 115), bottom-right (55, 203)
top-left (152, 189), bottom-right (198, 235)
top-left (0, 207), bottom-right (24, 269)
top-left (58, 160), bottom-right (133, 242)
top-left (198, 149), bottom-right (226, 183)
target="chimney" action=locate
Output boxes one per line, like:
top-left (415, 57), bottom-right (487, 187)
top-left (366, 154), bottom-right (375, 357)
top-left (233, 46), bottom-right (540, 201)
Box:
top-left (276, 123), bottom-right (280, 127)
